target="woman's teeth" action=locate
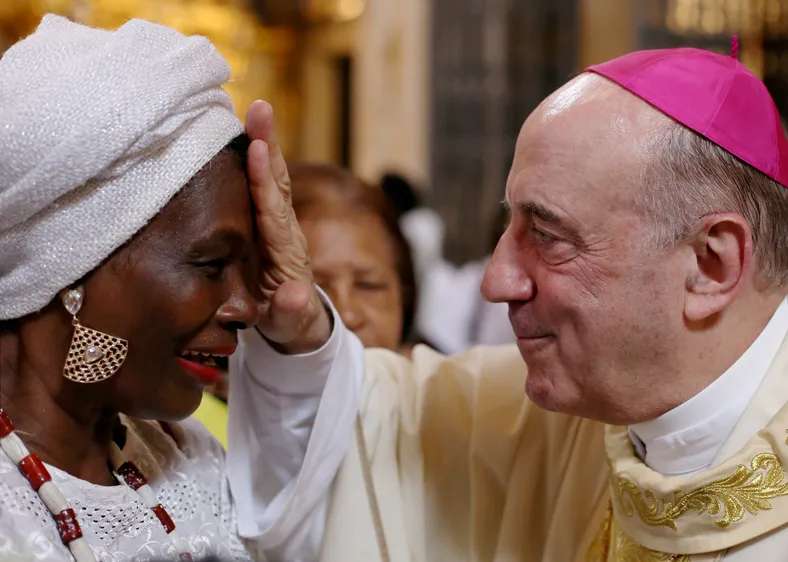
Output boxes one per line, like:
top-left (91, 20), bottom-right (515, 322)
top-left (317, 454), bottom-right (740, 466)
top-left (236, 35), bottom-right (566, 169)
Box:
top-left (179, 351), bottom-right (227, 369)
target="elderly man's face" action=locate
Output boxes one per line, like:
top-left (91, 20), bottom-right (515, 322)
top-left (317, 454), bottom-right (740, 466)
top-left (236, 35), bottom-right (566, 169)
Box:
top-left (482, 75), bottom-right (690, 424)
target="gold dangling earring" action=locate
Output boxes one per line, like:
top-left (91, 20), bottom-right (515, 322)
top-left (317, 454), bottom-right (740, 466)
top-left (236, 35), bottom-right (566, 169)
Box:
top-left (61, 286), bottom-right (128, 383)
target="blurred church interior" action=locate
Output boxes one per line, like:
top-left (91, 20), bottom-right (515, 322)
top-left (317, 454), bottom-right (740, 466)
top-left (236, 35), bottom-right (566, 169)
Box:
top-left (2, 0), bottom-right (787, 263)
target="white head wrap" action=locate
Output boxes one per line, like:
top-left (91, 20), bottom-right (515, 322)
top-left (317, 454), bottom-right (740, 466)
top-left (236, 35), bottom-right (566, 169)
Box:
top-left (0, 15), bottom-right (244, 320)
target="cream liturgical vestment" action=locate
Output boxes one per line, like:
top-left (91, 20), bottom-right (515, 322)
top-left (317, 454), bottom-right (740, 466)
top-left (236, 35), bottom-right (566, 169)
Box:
top-left (321, 337), bottom-right (788, 561)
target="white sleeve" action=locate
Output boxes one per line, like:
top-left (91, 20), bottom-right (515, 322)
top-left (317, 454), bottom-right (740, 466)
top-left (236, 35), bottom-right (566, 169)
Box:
top-left (226, 289), bottom-right (364, 562)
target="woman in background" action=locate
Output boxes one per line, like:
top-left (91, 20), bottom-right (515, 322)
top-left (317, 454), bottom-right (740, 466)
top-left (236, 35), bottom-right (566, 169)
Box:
top-left (291, 163), bottom-right (418, 353)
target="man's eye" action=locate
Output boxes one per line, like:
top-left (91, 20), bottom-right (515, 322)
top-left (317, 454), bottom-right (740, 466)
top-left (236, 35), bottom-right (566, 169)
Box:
top-left (528, 227), bottom-right (555, 243)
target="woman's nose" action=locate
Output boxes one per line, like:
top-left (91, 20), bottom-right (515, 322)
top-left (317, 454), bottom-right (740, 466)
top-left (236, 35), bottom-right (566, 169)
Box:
top-left (217, 276), bottom-right (259, 331)
top-left (329, 289), bottom-right (365, 332)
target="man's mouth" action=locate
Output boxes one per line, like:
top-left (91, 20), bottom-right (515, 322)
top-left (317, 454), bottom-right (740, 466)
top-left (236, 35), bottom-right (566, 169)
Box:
top-left (176, 348), bottom-right (235, 385)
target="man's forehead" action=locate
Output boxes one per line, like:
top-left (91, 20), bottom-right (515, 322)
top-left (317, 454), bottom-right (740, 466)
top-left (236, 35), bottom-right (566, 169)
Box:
top-left (537, 73), bottom-right (607, 122)
top-left (524, 73), bottom-right (666, 140)
top-left (504, 93), bottom-right (665, 225)
top-left (508, 75), bottom-right (670, 189)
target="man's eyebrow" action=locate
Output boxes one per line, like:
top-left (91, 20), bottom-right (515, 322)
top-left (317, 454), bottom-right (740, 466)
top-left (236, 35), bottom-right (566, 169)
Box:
top-left (502, 199), bottom-right (564, 226)
top-left (521, 202), bottom-right (562, 226)
top-left (503, 199), bottom-right (585, 243)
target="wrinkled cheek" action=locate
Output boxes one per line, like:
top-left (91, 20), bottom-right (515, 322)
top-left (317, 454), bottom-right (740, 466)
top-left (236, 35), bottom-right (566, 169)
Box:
top-left (542, 312), bottom-right (594, 383)
top-left (548, 256), bottom-right (618, 302)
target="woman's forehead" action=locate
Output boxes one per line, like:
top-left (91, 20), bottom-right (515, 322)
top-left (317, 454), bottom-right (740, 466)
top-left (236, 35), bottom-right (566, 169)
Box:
top-left (303, 213), bottom-right (397, 263)
top-left (143, 152), bottom-right (252, 241)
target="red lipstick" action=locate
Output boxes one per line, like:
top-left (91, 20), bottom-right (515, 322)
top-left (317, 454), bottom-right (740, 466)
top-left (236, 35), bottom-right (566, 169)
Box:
top-left (176, 357), bottom-right (221, 385)
top-left (176, 346), bottom-right (236, 385)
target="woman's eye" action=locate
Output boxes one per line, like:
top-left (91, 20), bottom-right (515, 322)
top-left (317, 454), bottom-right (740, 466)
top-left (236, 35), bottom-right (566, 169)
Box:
top-left (357, 281), bottom-right (387, 292)
top-left (196, 259), bottom-right (228, 279)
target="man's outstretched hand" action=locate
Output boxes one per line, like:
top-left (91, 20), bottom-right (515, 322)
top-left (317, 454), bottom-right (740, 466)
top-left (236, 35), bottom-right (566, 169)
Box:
top-left (246, 100), bottom-right (331, 354)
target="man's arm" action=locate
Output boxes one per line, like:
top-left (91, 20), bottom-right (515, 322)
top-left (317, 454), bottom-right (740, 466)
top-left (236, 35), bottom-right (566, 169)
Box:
top-left (226, 288), bottom-right (364, 561)
top-left (220, 100), bottom-right (364, 560)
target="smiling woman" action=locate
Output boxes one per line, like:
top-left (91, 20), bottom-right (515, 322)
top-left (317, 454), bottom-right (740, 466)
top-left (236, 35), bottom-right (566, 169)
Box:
top-left (48, 135), bottom-right (259, 421)
top-left (0, 13), bottom-right (353, 562)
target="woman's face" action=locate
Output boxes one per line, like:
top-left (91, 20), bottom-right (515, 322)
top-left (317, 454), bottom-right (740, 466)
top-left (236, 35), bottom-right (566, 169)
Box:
top-left (300, 209), bottom-right (404, 350)
top-left (75, 149), bottom-right (258, 420)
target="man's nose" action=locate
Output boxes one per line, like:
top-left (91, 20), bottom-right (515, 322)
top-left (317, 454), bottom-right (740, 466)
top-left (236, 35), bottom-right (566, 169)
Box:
top-left (481, 231), bottom-right (535, 304)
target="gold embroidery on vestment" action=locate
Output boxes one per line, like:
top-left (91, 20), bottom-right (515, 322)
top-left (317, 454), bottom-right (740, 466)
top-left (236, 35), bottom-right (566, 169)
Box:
top-left (615, 452), bottom-right (788, 530)
top-left (612, 526), bottom-right (691, 561)
top-left (585, 502), bottom-right (693, 561)
top-left (585, 503), bottom-right (613, 562)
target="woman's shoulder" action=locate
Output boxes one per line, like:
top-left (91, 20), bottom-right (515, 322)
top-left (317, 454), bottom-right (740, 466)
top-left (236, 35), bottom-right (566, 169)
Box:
top-left (120, 414), bottom-right (226, 468)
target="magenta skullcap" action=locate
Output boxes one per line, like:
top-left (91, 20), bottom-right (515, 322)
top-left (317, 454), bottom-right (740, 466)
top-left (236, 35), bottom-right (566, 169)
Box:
top-left (586, 44), bottom-right (788, 188)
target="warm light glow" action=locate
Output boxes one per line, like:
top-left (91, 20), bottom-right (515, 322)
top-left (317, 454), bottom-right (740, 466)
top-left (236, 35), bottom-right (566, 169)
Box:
top-left (336, 0), bottom-right (365, 21)
top-left (665, 0), bottom-right (784, 35)
top-left (0, 0), bottom-right (300, 155)
top-left (664, 0), bottom-right (778, 78)
top-left (307, 0), bottom-right (365, 22)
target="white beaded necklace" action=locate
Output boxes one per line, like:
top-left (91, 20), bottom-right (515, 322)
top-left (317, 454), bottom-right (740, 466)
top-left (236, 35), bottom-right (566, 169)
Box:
top-left (0, 409), bottom-right (193, 562)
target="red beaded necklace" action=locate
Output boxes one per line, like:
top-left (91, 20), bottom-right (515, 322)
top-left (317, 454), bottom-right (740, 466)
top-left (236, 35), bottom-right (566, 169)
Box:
top-left (0, 409), bottom-right (193, 562)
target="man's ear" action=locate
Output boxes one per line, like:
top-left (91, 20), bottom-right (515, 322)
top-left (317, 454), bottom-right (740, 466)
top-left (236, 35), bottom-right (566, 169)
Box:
top-left (684, 213), bottom-right (752, 322)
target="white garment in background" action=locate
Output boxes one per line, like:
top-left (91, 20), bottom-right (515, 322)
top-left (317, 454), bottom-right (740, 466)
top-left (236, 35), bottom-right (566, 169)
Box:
top-left (0, 296), bottom-right (363, 562)
top-left (399, 207), bottom-right (445, 288)
top-left (400, 208), bottom-right (513, 354)
top-left (416, 257), bottom-right (514, 354)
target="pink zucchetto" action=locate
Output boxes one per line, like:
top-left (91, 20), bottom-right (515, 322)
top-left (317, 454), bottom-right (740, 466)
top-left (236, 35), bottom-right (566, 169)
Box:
top-left (586, 42), bottom-right (788, 188)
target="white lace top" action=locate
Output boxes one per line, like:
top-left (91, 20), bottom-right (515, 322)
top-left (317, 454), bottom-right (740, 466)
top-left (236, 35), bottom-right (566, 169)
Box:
top-left (0, 299), bottom-right (363, 562)
top-left (0, 417), bottom-right (258, 561)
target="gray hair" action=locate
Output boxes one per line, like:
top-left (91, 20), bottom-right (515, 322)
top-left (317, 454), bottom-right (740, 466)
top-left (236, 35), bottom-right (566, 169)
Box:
top-left (636, 121), bottom-right (788, 290)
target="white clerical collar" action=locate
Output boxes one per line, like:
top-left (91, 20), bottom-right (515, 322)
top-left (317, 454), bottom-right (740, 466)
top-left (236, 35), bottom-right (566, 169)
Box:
top-left (628, 298), bottom-right (788, 477)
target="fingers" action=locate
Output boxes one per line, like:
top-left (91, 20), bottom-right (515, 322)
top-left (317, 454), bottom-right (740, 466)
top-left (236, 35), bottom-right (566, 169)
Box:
top-left (245, 99), bottom-right (270, 139)
top-left (248, 139), bottom-right (292, 253)
top-left (245, 101), bottom-right (327, 352)
top-left (245, 100), bottom-right (291, 201)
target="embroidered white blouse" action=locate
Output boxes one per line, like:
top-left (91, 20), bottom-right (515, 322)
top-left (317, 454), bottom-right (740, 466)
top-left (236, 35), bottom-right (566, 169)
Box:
top-left (0, 300), bottom-right (364, 562)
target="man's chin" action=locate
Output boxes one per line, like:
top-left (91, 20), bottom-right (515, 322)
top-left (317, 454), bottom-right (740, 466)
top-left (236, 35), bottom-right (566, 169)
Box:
top-left (524, 368), bottom-right (575, 414)
top-left (525, 385), bottom-right (560, 412)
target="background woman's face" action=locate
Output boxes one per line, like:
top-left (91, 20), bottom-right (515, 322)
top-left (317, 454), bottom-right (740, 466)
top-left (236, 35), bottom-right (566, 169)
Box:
top-left (78, 149), bottom-right (259, 420)
top-left (300, 209), bottom-right (404, 350)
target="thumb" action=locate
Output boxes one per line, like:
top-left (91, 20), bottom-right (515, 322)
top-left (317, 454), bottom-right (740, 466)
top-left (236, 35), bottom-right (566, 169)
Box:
top-left (270, 280), bottom-right (312, 316)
